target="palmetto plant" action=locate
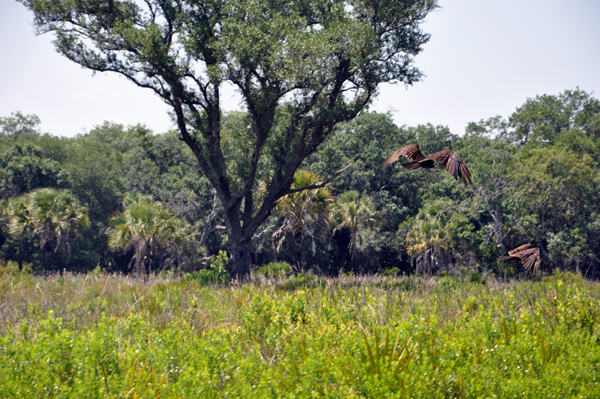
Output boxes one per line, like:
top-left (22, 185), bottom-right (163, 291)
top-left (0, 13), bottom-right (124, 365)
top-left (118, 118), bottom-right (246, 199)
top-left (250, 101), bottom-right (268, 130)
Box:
top-left (2, 196), bottom-right (31, 270)
top-left (107, 195), bottom-right (196, 278)
top-left (3, 188), bottom-right (89, 273)
top-left (405, 205), bottom-right (452, 275)
top-left (27, 188), bottom-right (90, 272)
top-left (274, 170), bottom-right (333, 274)
top-left (331, 191), bottom-right (376, 270)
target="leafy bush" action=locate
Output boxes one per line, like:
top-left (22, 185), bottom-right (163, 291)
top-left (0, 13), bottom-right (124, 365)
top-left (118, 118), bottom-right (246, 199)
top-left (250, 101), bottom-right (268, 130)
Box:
top-left (257, 261), bottom-right (292, 279)
top-left (185, 250), bottom-right (230, 285)
top-left (437, 275), bottom-right (459, 291)
top-left (383, 267), bottom-right (401, 277)
top-left (185, 268), bottom-right (225, 285)
top-left (469, 270), bottom-right (483, 283)
top-left (0, 260), bottom-right (32, 276)
top-left (543, 268), bottom-right (584, 284)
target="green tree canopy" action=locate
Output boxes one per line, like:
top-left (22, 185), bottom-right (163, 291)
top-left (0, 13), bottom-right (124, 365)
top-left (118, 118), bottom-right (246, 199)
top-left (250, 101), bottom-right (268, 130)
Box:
top-left (509, 88), bottom-right (600, 153)
top-left (0, 111), bottom-right (41, 138)
top-left (404, 198), bottom-right (454, 274)
top-left (21, 0), bottom-right (437, 279)
top-left (0, 144), bottom-right (64, 199)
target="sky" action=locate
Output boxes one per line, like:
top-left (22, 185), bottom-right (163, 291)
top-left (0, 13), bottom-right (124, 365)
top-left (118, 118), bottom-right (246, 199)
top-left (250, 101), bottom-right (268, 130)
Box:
top-left (1, 0), bottom-right (599, 137)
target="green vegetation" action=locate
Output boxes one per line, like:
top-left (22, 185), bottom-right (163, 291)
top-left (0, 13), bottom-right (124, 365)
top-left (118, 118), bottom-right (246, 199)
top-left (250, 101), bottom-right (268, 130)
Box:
top-left (4, 0), bottom-right (599, 393)
top-left (274, 170), bottom-right (333, 274)
top-left (18, 0), bottom-right (437, 278)
top-left (2, 188), bottom-right (89, 272)
top-left (107, 194), bottom-right (197, 279)
top-left (2, 87), bottom-right (600, 278)
top-left (0, 269), bottom-right (599, 397)
top-left (257, 261), bottom-right (293, 280)
top-left (331, 190), bottom-right (377, 271)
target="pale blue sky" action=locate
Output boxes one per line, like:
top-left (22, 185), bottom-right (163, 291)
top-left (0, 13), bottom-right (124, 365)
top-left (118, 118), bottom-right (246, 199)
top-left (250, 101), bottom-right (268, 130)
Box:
top-left (1, 0), bottom-right (599, 137)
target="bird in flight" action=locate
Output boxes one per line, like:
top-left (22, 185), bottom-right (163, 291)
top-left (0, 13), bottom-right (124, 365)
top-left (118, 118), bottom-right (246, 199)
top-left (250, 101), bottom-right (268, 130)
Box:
top-left (498, 244), bottom-right (541, 275)
top-left (382, 144), bottom-right (472, 186)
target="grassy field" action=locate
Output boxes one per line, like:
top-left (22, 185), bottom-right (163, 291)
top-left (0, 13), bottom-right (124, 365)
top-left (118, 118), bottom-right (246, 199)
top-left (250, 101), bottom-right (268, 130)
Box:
top-left (1, 268), bottom-right (599, 398)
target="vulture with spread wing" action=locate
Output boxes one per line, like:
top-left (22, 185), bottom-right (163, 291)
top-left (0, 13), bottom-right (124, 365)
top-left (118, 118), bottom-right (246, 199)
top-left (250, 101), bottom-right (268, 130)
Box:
top-left (382, 144), bottom-right (472, 186)
top-left (498, 244), bottom-right (541, 275)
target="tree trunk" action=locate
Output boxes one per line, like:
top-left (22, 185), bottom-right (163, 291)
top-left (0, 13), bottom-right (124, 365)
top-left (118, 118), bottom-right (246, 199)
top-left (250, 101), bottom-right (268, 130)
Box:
top-left (44, 242), bottom-right (52, 275)
top-left (57, 250), bottom-right (64, 276)
top-left (350, 251), bottom-right (358, 274)
top-left (18, 238), bottom-right (23, 271)
top-left (491, 205), bottom-right (505, 254)
top-left (228, 240), bottom-right (252, 281)
top-left (331, 228), bottom-right (350, 276)
top-left (293, 230), bottom-right (303, 275)
top-left (425, 248), bottom-right (433, 275)
top-left (349, 230), bottom-right (358, 274)
top-left (135, 250), bottom-right (142, 280)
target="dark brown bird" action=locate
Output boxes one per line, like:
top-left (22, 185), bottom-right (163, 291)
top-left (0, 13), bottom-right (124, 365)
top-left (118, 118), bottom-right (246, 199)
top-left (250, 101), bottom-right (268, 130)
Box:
top-left (382, 144), bottom-right (472, 186)
top-left (497, 244), bottom-right (541, 275)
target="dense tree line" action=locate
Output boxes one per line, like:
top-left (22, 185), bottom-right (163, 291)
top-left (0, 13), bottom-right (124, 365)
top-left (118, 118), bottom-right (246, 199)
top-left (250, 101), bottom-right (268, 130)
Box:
top-left (19, 0), bottom-right (438, 279)
top-left (1, 88), bottom-right (599, 277)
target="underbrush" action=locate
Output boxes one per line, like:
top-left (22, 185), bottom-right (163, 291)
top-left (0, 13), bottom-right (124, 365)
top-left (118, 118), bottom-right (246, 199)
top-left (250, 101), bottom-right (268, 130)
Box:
top-left (0, 269), bottom-right (599, 398)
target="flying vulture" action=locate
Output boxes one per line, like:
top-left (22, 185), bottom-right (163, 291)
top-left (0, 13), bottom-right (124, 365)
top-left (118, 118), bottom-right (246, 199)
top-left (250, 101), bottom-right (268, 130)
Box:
top-left (497, 244), bottom-right (541, 275)
top-left (382, 144), bottom-right (472, 186)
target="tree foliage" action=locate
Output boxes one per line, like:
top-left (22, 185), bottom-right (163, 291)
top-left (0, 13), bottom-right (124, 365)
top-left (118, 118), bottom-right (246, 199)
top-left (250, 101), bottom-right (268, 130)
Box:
top-left (0, 144), bottom-right (64, 199)
top-left (2, 88), bottom-right (600, 278)
top-left (274, 170), bottom-right (332, 274)
top-left (3, 188), bottom-right (89, 272)
top-left (20, 0), bottom-right (437, 279)
top-left (107, 194), bottom-right (198, 278)
top-left (331, 190), bottom-right (376, 269)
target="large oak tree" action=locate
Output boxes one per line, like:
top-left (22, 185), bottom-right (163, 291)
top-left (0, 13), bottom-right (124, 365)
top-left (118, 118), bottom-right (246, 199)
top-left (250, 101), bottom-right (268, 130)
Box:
top-left (21, 0), bottom-right (437, 279)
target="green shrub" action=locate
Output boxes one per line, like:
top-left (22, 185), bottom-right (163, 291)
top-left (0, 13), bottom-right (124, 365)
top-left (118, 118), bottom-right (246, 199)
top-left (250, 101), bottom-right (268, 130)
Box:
top-left (210, 249), bottom-right (229, 274)
top-left (0, 260), bottom-right (32, 276)
top-left (383, 267), bottom-right (400, 277)
top-left (185, 268), bottom-right (223, 285)
top-left (437, 275), bottom-right (459, 291)
top-left (544, 268), bottom-right (584, 284)
top-left (185, 250), bottom-right (230, 285)
top-left (257, 261), bottom-right (292, 279)
top-left (470, 270), bottom-right (482, 283)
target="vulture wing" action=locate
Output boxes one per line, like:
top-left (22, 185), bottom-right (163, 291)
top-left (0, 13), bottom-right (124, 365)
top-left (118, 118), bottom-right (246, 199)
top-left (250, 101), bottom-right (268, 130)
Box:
top-left (508, 243), bottom-right (532, 256)
top-left (498, 245), bottom-right (541, 276)
top-left (400, 162), bottom-right (423, 170)
top-left (518, 248), bottom-right (541, 276)
top-left (382, 144), bottom-right (426, 169)
top-left (422, 150), bottom-right (472, 186)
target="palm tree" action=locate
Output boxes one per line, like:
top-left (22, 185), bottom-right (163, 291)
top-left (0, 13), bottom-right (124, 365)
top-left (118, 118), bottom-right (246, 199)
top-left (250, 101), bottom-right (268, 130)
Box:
top-left (107, 194), bottom-right (195, 278)
top-left (274, 170), bottom-right (333, 274)
top-left (52, 191), bottom-right (90, 270)
top-left (405, 204), bottom-right (452, 275)
top-left (2, 196), bottom-right (32, 270)
top-left (331, 191), bottom-right (376, 272)
top-left (26, 188), bottom-right (90, 273)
